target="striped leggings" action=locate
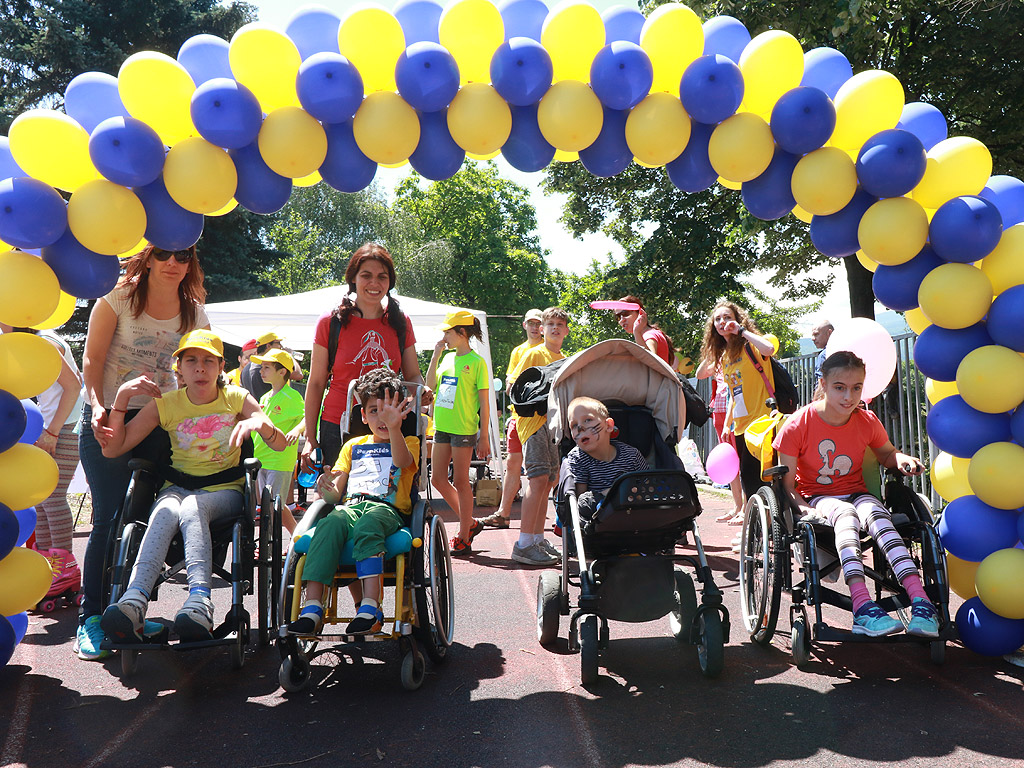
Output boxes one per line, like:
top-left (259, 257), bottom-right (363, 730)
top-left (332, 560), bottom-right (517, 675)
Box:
top-left (35, 422), bottom-right (79, 551)
top-left (810, 493), bottom-right (919, 584)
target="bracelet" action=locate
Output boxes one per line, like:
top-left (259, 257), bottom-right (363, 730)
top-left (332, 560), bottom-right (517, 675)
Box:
top-left (109, 406), bottom-right (127, 413)
top-left (43, 427), bottom-right (59, 438)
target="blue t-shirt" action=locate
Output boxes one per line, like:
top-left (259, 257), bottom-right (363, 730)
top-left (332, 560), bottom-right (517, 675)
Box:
top-left (567, 440), bottom-right (649, 496)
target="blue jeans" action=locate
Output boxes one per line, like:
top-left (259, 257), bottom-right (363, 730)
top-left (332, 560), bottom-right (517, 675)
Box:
top-left (79, 404), bottom-right (168, 621)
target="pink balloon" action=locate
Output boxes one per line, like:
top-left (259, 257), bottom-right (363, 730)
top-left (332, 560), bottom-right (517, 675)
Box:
top-left (706, 442), bottom-right (739, 484)
top-left (824, 317), bottom-right (897, 400)
top-left (589, 300), bottom-right (642, 311)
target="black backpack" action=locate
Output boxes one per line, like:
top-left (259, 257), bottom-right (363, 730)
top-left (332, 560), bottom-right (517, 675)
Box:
top-left (744, 345), bottom-right (799, 414)
top-left (509, 358), bottom-right (569, 417)
top-left (675, 374), bottom-right (712, 428)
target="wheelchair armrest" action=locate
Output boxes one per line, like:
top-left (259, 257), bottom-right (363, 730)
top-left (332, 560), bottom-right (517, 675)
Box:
top-left (763, 465), bottom-right (789, 479)
top-left (127, 458), bottom-right (159, 473)
top-left (244, 457), bottom-right (261, 474)
top-left (291, 498), bottom-right (333, 539)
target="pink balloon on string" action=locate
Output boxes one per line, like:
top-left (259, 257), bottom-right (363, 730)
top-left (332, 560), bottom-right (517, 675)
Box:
top-left (824, 317), bottom-right (897, 400)
top-left (706, 442), bottom-right (739, 484)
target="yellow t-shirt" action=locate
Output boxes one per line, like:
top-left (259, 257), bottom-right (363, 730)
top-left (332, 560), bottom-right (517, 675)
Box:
top-left (722, 346), bottom-right (775, 436)
top-left (506, 338), bottom-right (543, 386)
top-left (226, 368), bottom-right (242, 387)
top-left (156, 385), bottom-right (249, 492)
top-left (335, 434), bottom-right (421, 515)
top-left (513, 344), bottom-right (565, 445)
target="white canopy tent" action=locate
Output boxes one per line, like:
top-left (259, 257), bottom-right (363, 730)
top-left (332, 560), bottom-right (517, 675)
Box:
top-left (205, 287), bottom-right (502, 477)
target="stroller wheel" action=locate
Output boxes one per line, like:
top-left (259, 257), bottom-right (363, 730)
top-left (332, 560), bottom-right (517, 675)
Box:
top-left (697, 610), bottom-right (724, 678)
top-left (537, 572), bottom-right (561, 646)
top-left (669, 569), bottom-right (697, 644)
top-left (579, 615), bottom-right (599, 686)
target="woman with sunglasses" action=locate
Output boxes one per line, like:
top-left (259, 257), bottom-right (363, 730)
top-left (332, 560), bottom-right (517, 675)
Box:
top-left (614, 295), bottom-right (677, 367)
top-left (75, 244), bottom-right (210, 661)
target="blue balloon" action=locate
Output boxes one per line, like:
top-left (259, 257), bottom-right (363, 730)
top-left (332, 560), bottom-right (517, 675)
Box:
top-left (604, 6), bottom-right (646, 45)
top-left (41, 230), bottom-right (121, 299)
top-left (0, 390), bottom-right (26, 454)
top-left (88, 116), bottom-right (165, 188)
top-left (930, 195), bottom-right (1003, 263)
top-left (702, 15), bottom-right (750, 63)
top-left (177, 34), bottom-right (233, 85)
top-left (913, 323), bottom-right (993, 382)
top-left (395, 0), bottom-right (442, 44)
top-left (800, 47), bottom-right (852, 99)
top-left (666, 120), bottom-right (716, 193)
top-left (491, 38), bottom-right (553, 107)
top-left (988, 285), bottom-right (1024, 353)
top-left (0, 503), bottom-right (18, 560)
top-left (927, 395), bottom-right (1011, 458)
top-left (286, 6), bottom-right (342, 59)
top-left (320, 121), bottom-right (377, 193)
top-left (590, 42), bottom-right (652, 111)
top-left (809, 188), bottom-right (875, 258)
top-left (680, 55), bottom-right (743, 125)
top-left (18, 399), bottom-right (43, 445)
top-left (297, 53), bottom-right (363, 125)
top-left (409, 110), bottom-right (465, 181)
top-left (979, 175), bottom-right (1024, 229)
top-left (897, 102), bottom-right (947, 152)
top-left (499, 0), bottom-right (548, 41)
top-left (396, 43), bottom-right (460, 113)
top-left (230, 142), bottom-right (292, 215)
top-left (578, 107), bottom-right (631, 178)
top-left (0, 177), bottom-right (67, 249)
top-left (191, 78), bottom-right (263, 150)
top-left (133, 175), bottom-right (204, 251)
top-left (5, 612), bottom-right (28, 645)
top-left (742, 149), bottom-right (798, 221)
top-left (855, 129), bottom-right (927, 199)
top-left (64, 72), bottom-right (131, 134)
top-left (939, 498), bottom-right (1021, 563)
top-left (957, 597), bottom-right (1024, 656)
top-left (14, 507), bottom-right (35, 547)
top-left (501, 104), bottom-right (555, 173)
top-left (0, 614), bottom-right (15, 667)
top-left (1013, 405), bottom-right (1024, 445)
top-left (769, 86), bottom-right (835, 155)
top-left (0, 136), bottom-right (26, 182)
top-left (871, 245), bottom-right (942, 311)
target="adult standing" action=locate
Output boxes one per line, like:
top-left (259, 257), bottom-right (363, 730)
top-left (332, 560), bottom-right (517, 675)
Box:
top-left (75, 244), bottom-right (209, 660)
top-left (613, 295), bottom-right (676, 366)
top-left (811, 318), bottom-right (834, 384)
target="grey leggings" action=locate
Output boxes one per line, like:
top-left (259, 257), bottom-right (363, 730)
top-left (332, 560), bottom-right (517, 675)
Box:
top-left (126, 486), bottom-right (242, 598)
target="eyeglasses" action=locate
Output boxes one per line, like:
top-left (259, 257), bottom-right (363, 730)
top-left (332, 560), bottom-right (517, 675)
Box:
top-left (153, 250), bottom-right (193, 264)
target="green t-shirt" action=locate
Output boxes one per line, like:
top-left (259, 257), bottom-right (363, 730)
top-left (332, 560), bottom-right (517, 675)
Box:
top-left (433, 349), bottom-right (490, 436)
top-left (254, 382), bottom-right (304, 471)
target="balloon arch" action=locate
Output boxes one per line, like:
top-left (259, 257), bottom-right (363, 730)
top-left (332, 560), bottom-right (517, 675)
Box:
top-left (2, 0), bottom-right (1024, 662)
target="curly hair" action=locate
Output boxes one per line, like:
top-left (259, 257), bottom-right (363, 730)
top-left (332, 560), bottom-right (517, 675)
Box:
top-left (332, 243), bottom-right (408, 347)
top-left (699, 299), bottom-right (761, 368)
top-left (119, 244), bottom-right (206, 334)
top-left (354, 366), bottom-right (407, 407)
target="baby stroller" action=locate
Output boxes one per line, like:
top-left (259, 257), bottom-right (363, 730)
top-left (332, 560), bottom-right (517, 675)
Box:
top-left (536, 340), bottom-right (730, 683)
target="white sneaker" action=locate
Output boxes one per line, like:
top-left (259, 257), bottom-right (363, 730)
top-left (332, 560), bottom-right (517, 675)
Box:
top-left (174, 593), bottom-right (214, 642)
top-left (511, 543), bottom-right (559, 566)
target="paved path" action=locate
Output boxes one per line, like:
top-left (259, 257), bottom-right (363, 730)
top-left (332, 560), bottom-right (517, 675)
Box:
top-left (2, 489), bottom-right (1023, 768)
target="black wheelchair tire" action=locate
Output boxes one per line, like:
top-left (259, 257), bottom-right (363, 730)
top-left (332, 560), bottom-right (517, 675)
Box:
top-left (579, 615), bottom-right (599, 686)
top-left (414, 512), bottom-right (454, 664)
top-left (740, 487), bottom-right (784, 647)
top-left (669, 568), bottom-right (698, 644)
top-left (279, 655), bottom-right (311, 693)
top-left (791, 615), bottom-right (811, 667)
top-left (257, 488), bottom-right (274, 646)
top-left (697, 610), bottom-right (725, 678)
top-left (537, 571), bottom-right (561, 646)
top-left (109, 521), bottom-right (144, 606)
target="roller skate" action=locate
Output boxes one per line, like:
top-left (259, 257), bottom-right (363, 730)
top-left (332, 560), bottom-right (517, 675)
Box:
top-left (36, 548), bottom-right (83, 612)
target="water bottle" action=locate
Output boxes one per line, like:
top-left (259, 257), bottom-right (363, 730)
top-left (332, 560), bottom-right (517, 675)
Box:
top-left (297, 447), bottom-right (322, 489)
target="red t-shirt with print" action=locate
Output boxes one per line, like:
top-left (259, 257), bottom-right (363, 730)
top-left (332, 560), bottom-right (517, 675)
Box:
top-left (772, 403), bottom-right (889, 498)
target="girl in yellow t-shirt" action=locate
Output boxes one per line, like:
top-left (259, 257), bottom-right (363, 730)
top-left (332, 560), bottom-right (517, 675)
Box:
top-left (98, 330), bottom-right (286, 644)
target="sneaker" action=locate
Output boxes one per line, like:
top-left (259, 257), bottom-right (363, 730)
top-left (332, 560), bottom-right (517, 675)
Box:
top-left (74, 616), bottom-right (110, 660)
top-left (538, 538), bottom-right (562, 560)
top-left (346, 607), bottom-right (383, 635)
top-left (851, 601), bottom-right (903, 637)
top-left (905, 597), bottom-right (940, 638)
top-left (101, 600), bottom-right (145, 643)
top-left (174, 592), bottom-right (214, 642)
top-left (1003, 648), bottom-right (1024, 668)
top-left (511, 543), bottom-right (559, 566)
top-left (287, 607), bottom-right (324, 636)
top-left (450, 536), bottom-right (472, 555)
top-left (476, 512), bottom-right (510, 529)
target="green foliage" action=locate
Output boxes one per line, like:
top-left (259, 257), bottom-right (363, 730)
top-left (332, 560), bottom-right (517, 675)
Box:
top-left (200, 209), bottom-right (286, 302)
top-left (263, 211), bottom-right (337, 295)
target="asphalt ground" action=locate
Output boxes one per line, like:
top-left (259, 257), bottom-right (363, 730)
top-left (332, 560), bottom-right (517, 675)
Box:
top-left (2, 488), bottom-right (1024, 768)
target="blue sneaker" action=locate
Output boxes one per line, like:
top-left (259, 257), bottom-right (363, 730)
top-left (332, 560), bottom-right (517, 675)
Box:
top-left (74, 616), bottom-right (110, 660)
top-left (906, 597), bottom-right (940, 638)
top-left (142, 619), bottom-right (166, 640)
top-left (852, 601), bottom-right (902, 637)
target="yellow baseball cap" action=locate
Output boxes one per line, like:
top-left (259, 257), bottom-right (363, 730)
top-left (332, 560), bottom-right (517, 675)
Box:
top-left (251, 348), bottom-right (295, 372)
top-left (173, 329), bottom-right (224, 359)
top-left (438, 310), bottom-right (476, 331)
top-left (256, 331), bottom-right (283, 346)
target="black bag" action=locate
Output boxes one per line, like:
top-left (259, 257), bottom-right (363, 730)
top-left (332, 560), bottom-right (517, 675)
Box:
top-left (744, 345), bottom-right (799, 414)
top-left (676, 373), bottom-right (712, 428)
top-left (509, 358), bottom-right (568, 417)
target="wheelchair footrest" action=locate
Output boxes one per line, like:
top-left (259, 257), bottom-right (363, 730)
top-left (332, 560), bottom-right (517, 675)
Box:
top-left (814, 623), bottom-right (956, 644)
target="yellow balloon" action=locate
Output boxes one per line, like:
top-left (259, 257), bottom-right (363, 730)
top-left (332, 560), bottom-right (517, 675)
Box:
top-left (790, 147), bottom-right (857, 216)
top-left (439, 0), bottom-right (502, 85)
top-left (163, 138), bottom-right (237, 215)
top-left (905, 306), bottom-right (931, 334)
top-left (8, 110), bottom-right (99, 192)
top-left (30, 290), bottom-right (78, 331)
top-left (718, 176), bottom-right (741, 190)
top-left (0, 444), bottom-right (59, 510)
top-left (554, 149), bottom-right (579, 163)
top-left (339, 6), bottom-right (406, 92)
top-left (792, 204), bottom-right (813, 223)
top-left (925, 377), bottom-right (959, 405)
top-left (738, 30), bottom-right (804, 117)
top-left (625, 93), bottom-right (691, 167)
top-left (0, 547), bottom-right (54, 616)
top-left (640, 3), bottom-right (704, 97)
top-left (946, 551), bottom-right (979, 600)
top-left (118, 51), bottom-right (196, 146)
top-left (0, 331), bottom-right (61, 399)
top-left (230, 23), bottom-right (302, 111)
top-left (855, 250), bottom-right (878, 273)
top-left (918, 263), bottom-right (992, 329)
top-left (353, 92), bottom-right (420, 165)
top-left (380, 159), bottom-right (410, 169)
top-left (208, 198), bottom-right (238, 217)
top-left (542, 1), bottom-right (605, 83)
top-left (981, 223), bottom-right (1024, 295)
top-left (258, 107), bottom-right (328, 179)
top-left (857, 197), bottom-right (928, 266)
top-left (467, 150), bottom-right (501, 161)
top-left (294, 170), bottom-right (322, 188)
top-left (537, 80), bottom-right (603, 152)
top-left (912, 137), bottom-right (992, 210)
top-left (931, 450), bottom-right (971, 501)
top-left (448, 84), bottom-right (513, 155)
top-left (67, 180), bottom-right (147, 256)
top-left (708, 112), bottom-right (774, 183)
top-left (0, 251), bottom-right (60, 327)
top-left (956, 345), bottom-right (1024, 414)
top-left (976, 548), bottom-right (1024, 619)
top-left (830, 70), bottom-right (904, 152)
top-left (968, 442), bottom-right (1024, 510)
top-left (118, 237), bottom-right (149, 259)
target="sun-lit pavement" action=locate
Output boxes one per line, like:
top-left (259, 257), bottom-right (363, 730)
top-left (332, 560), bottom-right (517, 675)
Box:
top-left (2, 488), bottom-right (1023, 768)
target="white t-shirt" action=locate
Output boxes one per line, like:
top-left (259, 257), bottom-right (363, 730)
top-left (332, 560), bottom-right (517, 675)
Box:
top-left (36, 332), bottom-right (83, 427)
top-left (100, 285), bottom-right (210, 409)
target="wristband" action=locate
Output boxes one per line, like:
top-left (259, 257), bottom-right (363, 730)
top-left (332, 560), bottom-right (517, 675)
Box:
top-left (44, 427), bottom-right (60, 438)
top-left (110, 406), bottom-right (127, 413)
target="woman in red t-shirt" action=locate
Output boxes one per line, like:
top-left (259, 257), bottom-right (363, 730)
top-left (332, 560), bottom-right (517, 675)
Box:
top-left (772, 350), bottom-right (940, 639)
top-left (613, 295), bottom-right (676, 367)
top-left (300, 243), bottom-right (428, 469)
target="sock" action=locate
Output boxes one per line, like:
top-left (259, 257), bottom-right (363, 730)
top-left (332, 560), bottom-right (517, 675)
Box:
top-left (850, 581), bottom-right (872, 614)
top-left (900, 573), bottom-right (929, 603)
top-left (518, 533), bottom-right (532, 548)
top-left (357, 598), bottom-right (379, 616)
top-left (533, 533), bottom-right (546, 546)
top-left (299, 599), bottom-right (324, 617)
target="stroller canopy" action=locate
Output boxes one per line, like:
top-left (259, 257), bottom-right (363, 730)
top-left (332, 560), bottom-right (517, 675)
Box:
top-left (548, 339), bottom-right (686, 446)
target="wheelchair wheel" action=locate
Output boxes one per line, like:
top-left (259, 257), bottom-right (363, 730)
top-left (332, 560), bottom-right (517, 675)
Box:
top-left (109, 521), bottom-right (144, 605)
top-left (791, 615), bottom-right (811, 668)
top-left (414, 513), bottom-right (454, 664)
top-left (697, 610), bottom-right (724, 679)
top-left (579, 615), bottom-right (599, 686)
top-left (400, 641), bottom-right (426, 691)
top-left (279, 654), bottom-right (311, 693)
top-left (537, 572), bottom-right (561, 646)
top-left (739, 487), bottom-right (783, 647)
top-left (120, 648), bottom-right (139, 677)
top-left (668, 568), bottom-right (697, 644)
top-left (257, 488), bottom-right (276, 646)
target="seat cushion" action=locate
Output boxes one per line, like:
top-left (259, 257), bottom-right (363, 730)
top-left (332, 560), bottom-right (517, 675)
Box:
top-left (292, 526), bottom-right (414, 565)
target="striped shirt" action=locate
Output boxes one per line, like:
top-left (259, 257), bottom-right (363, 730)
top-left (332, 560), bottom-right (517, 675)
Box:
top-left (567, 440), bottom-right (649, 496)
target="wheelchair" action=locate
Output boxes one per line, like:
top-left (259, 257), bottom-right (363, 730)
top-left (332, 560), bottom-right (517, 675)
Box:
top-left (738, 419), bottom-right (955, 667)
top-left (276, 383), bottom-right (455, 692)
top-left (101, 438), bottom-right (284, 676)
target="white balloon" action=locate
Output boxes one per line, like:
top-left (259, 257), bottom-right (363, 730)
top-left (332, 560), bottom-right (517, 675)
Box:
top-left (824, 317), bottom-right (897, 401)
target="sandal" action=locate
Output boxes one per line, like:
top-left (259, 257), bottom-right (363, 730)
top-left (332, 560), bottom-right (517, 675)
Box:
top-left (450, 536), bottom-right (472, 555)
top-left (475, 512), bottom-right (510, 529)
top-left (714, 511), bottom-right (735, 522)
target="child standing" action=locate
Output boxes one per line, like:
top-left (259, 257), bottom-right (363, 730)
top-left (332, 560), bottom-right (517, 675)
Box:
top-left (773, 351), bottom-right (940, 638)
top-left (99, 330), bottom-right (287, 642)
top-left (250, 348), bottom-right (305, 533)
top-left (426, 311), bottom-right (491, 554)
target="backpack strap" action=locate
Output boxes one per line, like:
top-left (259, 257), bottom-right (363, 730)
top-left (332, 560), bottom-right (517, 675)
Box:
top-left (744, 343), bottom-right (776, 397)
top-left (327, 307), bottom-right (409, 384)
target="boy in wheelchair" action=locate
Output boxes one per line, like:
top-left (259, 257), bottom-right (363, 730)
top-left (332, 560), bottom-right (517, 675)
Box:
top-left (287, 368), bottom-right (418, 637)
top-left (772, 350), bottom-right (940, 639)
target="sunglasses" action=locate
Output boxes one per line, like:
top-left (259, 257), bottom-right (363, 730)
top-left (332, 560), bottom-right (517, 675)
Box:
top-left (614, 310), bottom-right (635, 319)
top-left (153, 250), bottom-right (193, 264)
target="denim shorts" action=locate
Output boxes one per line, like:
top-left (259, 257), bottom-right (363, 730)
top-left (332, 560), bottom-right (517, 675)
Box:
top-left (433, 429), bottom-right (478, 448)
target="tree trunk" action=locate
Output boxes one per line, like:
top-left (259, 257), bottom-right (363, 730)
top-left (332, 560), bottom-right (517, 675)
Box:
top-left (843, 256), bottom-right (876, 319)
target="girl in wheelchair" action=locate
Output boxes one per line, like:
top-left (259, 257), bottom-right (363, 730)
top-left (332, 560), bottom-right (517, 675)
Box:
top-left (773, 351), bottom-right (940, 639)
top-left (99, 330), bottom-right (287, 642)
